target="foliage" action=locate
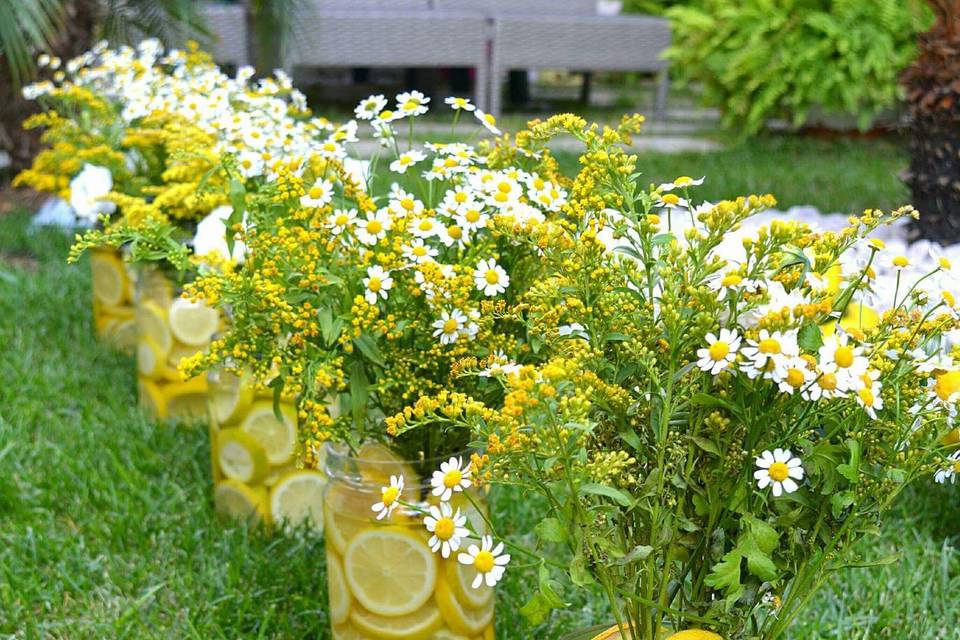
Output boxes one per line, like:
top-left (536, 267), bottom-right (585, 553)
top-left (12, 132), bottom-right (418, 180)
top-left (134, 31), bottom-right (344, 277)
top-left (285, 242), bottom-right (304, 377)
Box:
top-left (666, 0), bottom-right (933, 135)
top-left (390, 117), bottom-right (960, 638)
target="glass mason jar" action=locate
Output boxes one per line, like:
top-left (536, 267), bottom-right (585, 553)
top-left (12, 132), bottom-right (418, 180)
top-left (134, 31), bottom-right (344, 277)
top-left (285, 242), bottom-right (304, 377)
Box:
top-left (134, 266), bottom-right (217, 421)
top-left (90, 246), bottom-right (137, 352)
top-left (324, 443), bottom-right (496, 640)
top-left (207, 367), bottom-right (325, 532)
top-left (561, 625), bottom-right (631, 640)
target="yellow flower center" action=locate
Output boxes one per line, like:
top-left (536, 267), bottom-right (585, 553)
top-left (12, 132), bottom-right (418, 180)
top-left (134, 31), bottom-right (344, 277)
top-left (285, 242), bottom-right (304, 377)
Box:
top-left (834, 346), bottom-right (855, 368)
top-left (484, 113), bottom-right (496, 125)
top-left (444, 469), bottom-right (463, 488)
top-left (367, 277), bottom-right (381, 292)
top-left (400, 198), bottom-right (415, 211)
top-left (366, 220), bottom-right (383, 234)
top-left (494, 192), bottom-right (509, 203)
top-left (708, 341), bottom-right (729, 361)
top-left (484, 270), bottom-right (500, 285)
top-left (434, 517), bottom-right (455, 540)
top-left (413, 246), bottom-right (427, 257)
top-left (448, 225), bottom-right (462, 239)
top-left (758, 338), bottom-right (781, 354)
top-left (323, 142), bottom-right (336, 152)
top-left (335, 214), bottom-right (348, 226)
top-left (497, 182), bottom-right (512, 194)
top-left (403, 98), bottom-right (420, 110)
top-left (442, 318), bottom-right (459, 334)
top-left (935, 371), bottom-right (960, 402)
top-left (465, 209), bottom-right (481, 223)
top-left (868, 239), bottom-right (885, 250)
top-left (419, 220), bottom-right (433, 231)
top-left (308, 186), bottom-right (324, 199)
top-left (819, 372), bottom-right (838, 391)
top-left (474, 550), bottom-right (495, 573)
top-left (858, 388), bottom-right (875, 405)
top-left (646, 214), bottom-right (660, 225)
top-left (533, 178), bottom-right (545, 189)
top-left (444, 157), bottom-right (458, 168)
top-left (944, 290), bottom-right (956, 308)
top-left (893, 256), bottom-right (909, 268)
top-left (721, 274), bottom-right (742, 287)
top-left (241, 159), bottom-right (252, 169)
top-left (939, 257), bottom-right (952, 270)
top-left (380, 109), bottom-right (394, 119)
top-left (768, 462), bottom-right (789, 482)
top-left (381, 486), bottom-right (400, 506)
top-left (455, 192), bottom-right (467, 203)
top-left (661, 193), bottom-right (680, 206)
top-left (786, 368), bottom-right (805, 388)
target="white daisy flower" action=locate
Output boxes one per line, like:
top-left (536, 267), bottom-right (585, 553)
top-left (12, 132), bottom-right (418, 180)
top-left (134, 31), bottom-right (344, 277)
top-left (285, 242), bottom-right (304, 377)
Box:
top-left (445, 96), bottom-right (476, 111)
top-left (659, 176), bottom-right (705, 192)
top-left (317, 138), bottom-right (346, 161)
top-left (802, 368), bottom-right (847, 401)
top-left (935, 451), bottom-right (960, 484)
top-left (410, 215), bottom-right (442, 239)
top-left (473, 258), bottom-right (510, 297)
top-left (363, 265), bottom-right (393, 305)
top-left (424, 502), bottom-right (469, 558)
top-left (402, 239), bottom-right (438, 265)
top-left (355, 209), bottom-right (392, 246)
top-left (354, 94), bottom-right (387, 120)
top-left (473, 109), bottom-right (501, 135)
top-left (773, 356), bottom-right (815, 395)
top-left (370, 474), bottom-right (404, 520)
top-left (437, 223), bottom-right (470, 249)
top-left (397, 90), bottom-right (430, 116)
top-left (558, 322), bottom-right (588, 339)
top-left (854, 370), bottom-right (884, 419)
top-left (299, 178), bottom-right (334, 209)
top-left (696, 328), bottom-right (741, 375)
top-left (454, 205), bottom-right (489, 232)
top-left (655, 193), bottom-right (689, 210)
top-left (432, 309), bottom-right (470, 345)
top-left (819, 332), bottom-right (869, 386)
top-left (890, 254), bottom-right (912, 271)
top-left (326, 208), bottom-right (357, 236)
top-left (931, 370), bottom-right (960, 407)
top-left (389, 149), bottom-right (426, 174)
top-left (740, 329), bottom-right (799, 379)
top-left (458, 536), bottom-right (510, 588)
top-left (754, 448), bottom-right (804, 497)
top-left (431, 455), bottom-right (473, 501)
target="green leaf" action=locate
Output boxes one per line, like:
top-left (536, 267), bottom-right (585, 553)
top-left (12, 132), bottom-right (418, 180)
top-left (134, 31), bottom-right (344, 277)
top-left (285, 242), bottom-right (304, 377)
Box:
top-left (741, 538), bottom-right (778, 582)
top-left (569, 551), bottom-right (595, 586)
top-left (691, 436), bottom-right (720, 456)
top-left (534, 518), bottom-right (567, 544)
top-left (580, 483), bottom-right (634, 508)
top-left (798, 322), bottom-right (824, 352)
top-left (613, 545), bottom-right (653, 566)
top-left (519, 593), bottom-right (554, 625)
top-left (538, 564), bottom-right (567, 609)
top-left (704, 548), bottom-right (742, 594)
top-left (746, 517), bottom-right (779, 554)
top-left (830, 491), bottom-right (855, 518)
top-left (353, 333), bottom-right (385, 367)
top-left (604, 332), bottom-right (630, 343)
top-left (837, 439), bottom-right (862, 484)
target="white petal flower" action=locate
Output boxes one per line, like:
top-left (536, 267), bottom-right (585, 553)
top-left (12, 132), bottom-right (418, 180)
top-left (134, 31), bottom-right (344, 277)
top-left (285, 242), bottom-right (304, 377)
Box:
top-left (69, 164), bottom-right (117, 223)
top-left (445, 96), bottom-right (476, 111)
top-left (696, 328), bottom-right (741, 375)
top-left (363, 265), bottom-right (393, 305)
top-left (430, 456), bottom-right (473, 501)
top-left (370, 474), bottom-right (405, 520)
top-left (754, 449), bottom-right (804, 497)
top-left (473, 258), bottom-right (509, 297)
top-left (424, 502), bottom-right (469, 558)
top-left (458, 535), bottom-right (510, 588)
top-left (299, 179), bottom-right (334, 208)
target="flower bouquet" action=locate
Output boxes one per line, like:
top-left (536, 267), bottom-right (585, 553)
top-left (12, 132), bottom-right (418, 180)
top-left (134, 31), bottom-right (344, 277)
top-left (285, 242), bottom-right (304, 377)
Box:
top-left (388, 116), bottom-right (960, 639)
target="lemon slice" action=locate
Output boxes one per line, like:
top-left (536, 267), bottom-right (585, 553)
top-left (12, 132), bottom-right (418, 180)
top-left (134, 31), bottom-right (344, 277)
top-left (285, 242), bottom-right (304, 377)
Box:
top-left (91, 250), bottom-right (128, 306)
top-left (269, 470), bottom-right (326, 534)
top-left (240, 401), bottom-right (297, 465)
top-left (139, 380), bottom-right (168, 420)
top-left (435, 576), bottom-right (494, 636)
top-left (168, 297), bottom-right (220, 347)
top-left (350, 602), bottom-right (442, 640)
top-left (665, 631), bottom-right (723, 640)
top-left (326, 549), bottom-right (351, 625)
top-left (163, 377), bottom-right (209, 420)
top-left (324, 483), bottom-right (378, 554)
top-left (139, 270), bottom-right (174, 308)
top-left (107, 317), bottom-right (138, 350)
top-left (357, 442), bottom-right (419, 488)
top-left (217, 428), bottom-right (269, 484)
top-left (483, 624), bottom-right (494, 640)
top-left (344, 527), bottom-right (438, 617)
top-left (167, 341), bottom-right (203, 368)
top-left (136, 299), bottom-right (172, 356)
top-left (445, 553), bottom-right (493, 610)
top-left (210, 370), bottom-right (256, 425)
top-left (331, 623), bottom-right (368, 640)
top-left (214, 479), bottom-right (268, 525)
top-left (137, 338), bottom-right (165, 379)
top-left (432, 630), bottom-right (471, 640)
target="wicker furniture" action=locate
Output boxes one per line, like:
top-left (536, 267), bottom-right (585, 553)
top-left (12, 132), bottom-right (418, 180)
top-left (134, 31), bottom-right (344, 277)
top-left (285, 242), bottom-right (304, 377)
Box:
top-left (287, 1), bottom-right (491, 109)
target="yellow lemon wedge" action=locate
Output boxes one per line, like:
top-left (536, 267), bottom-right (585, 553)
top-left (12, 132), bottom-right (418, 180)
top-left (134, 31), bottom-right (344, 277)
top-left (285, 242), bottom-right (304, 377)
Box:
top-left (214, 479), bottom-right (268, 525)
top-left (445, 553), bottom-right (493, 610)
top-left (941, 427), bottom-right (960, 447)
top-left (326, 549), bottom-right (351, 625)
top-left (163, 377), bottom-right (209, 420)
top-left (209, 369), bottom-right (256, 425)
top-left (269, 470), bottom-right (326, 535)
top-left (436, 574), bottom-right (494, 636)
top-left (168, 297), bottom-right (220, 347)
top-left (90, 250), bottom-right (129, 306)
top-left (217, 428), bottom-right (269, 484)
top-left (324, 483), bottom-right (378, 555)
top-left (105, 317), bottom-right (137, 350)
top-left (665, 631), bottom-right (724, 640)
top-left (137, 338), bottom-right (165, 379)
top-left (349, 602), bottom-right (443, 640)
top-left (343, 527), bottom-right (438, 617)
top-left (138, 380), bottom-right (167, 420)
top-left (331, 623), bottom-right (367, 640)
top-left (432, 630), bottom-right (471, 640)
top-left (240, 401), bottom-right (297, 466)
top-left (136, 299), bottom-right (172, 355)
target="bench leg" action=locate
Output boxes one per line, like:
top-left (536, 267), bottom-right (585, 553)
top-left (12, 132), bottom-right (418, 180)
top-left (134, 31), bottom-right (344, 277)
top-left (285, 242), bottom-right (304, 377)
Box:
top-left (654, 68), bottom-right (669, 121)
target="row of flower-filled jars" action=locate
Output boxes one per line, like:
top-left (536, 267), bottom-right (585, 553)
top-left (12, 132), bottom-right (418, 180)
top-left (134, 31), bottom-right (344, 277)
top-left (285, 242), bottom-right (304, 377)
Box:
top-left (89, 250), bottom-right (496, 639)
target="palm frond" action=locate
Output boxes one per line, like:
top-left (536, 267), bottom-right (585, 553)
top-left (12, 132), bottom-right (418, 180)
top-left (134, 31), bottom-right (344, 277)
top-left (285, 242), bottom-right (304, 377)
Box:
top-left (0, 0), bottom-right (64, 86)
top-left (99, 0), bottom-right (209, 48)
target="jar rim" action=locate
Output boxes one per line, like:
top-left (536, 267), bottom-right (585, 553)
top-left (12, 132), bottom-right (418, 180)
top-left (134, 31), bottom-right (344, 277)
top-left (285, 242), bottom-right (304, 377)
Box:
top-left (322, 441), bottom-right (474, 494)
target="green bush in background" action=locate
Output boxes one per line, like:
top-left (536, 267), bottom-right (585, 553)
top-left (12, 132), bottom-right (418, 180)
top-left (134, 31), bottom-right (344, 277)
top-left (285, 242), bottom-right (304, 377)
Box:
top-left (664, 0), bottom-right (932, 135)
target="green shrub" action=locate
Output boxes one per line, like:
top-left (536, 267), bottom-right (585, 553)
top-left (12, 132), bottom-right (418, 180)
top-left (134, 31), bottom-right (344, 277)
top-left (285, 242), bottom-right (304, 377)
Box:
top-left (622, 0), bottom-right (696, 15)
top-left (665, 0), bottom-right (932, 135)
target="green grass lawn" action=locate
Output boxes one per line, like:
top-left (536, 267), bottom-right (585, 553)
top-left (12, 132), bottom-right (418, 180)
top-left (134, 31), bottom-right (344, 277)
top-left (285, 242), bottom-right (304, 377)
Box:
top-left (0, 134), bottom-right (955, 640)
